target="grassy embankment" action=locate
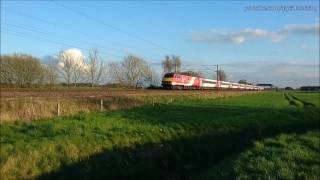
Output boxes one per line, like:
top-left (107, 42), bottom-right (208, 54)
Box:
top-left (0, 92), bottom-right (319, 179)
top-left (0, 91), bottom-right (247, 122)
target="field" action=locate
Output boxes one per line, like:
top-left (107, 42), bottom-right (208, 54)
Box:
top-left (0, 92), bottom-right (319, 179)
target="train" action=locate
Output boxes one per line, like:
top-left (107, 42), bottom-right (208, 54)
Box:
top-left (161, 73), bottom-right (264, 91)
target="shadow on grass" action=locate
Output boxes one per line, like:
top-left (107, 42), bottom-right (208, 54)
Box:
top-left (37, 104), bottom-right (319, 180)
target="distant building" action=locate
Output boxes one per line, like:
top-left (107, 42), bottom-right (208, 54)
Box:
top-left (300, 86), bottom-right (320, 91)
top-left (285, 87), bottom-right (294, 91)
top-left (257, 84), bottom-right (275, 90)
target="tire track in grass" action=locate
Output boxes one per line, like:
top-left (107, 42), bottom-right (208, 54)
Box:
top-left (283, 93), bottom-right (300, 107)
top-left (288, 93), bottom-right (316, 108)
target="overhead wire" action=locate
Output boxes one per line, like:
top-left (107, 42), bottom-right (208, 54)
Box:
top-left (1, 27), bottom-right (124, 59)
top-left (3, 8), bottom-right (137, 51)
top-left (2, 3), bottom-right (221, 72)
top-left (3, 9), bottom-right (163, 63)
top-left (51, 0), bottom-right (173, 53)
top-left (1, 11), bottom-right (160, 63)
top-left (2, 22), bottom-right (132, 54)
top-left (51, 1), bottom-right (200, 61)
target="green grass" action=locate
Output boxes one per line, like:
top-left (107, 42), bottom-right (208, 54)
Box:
top-left (0, 92), bottom-right (319, 179)
top-left (291, 92), bottom-right (320, 107)
top-left (194, 130), bottom-right (320, 180)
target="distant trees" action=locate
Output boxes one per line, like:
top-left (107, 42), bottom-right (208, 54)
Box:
top-left (180, 71), bottom-right (201, 77)
top-left (238, 79), bottom-right (253, 85)
top-left (238, 79), bottom-right (247, 84)
top-left (0, 54), bottom-right (49, 87)
top-left (162, 55), bottom-right (181, 73)
top-left (109, 55), bottom-right (156, 88)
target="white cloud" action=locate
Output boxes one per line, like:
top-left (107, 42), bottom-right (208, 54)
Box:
top-left (231, 36), bottom-right (245, 44)
top-left (190, 23), bottom-right (319, 44)
top-left (279, 23), bottom-right (319, 35)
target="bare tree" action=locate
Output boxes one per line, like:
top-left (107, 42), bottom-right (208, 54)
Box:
top-left (0, 55), bottom-right (14, 84)
top-left (218, 70), bottom-right (227, 81)
top-left (161, 55), bottom-right (181, 73)
top-left (58, 52), bottom-right (72, 86)
top-left (42, 55), bottom-right (58, 88)
top-left (172, 55), bottom-right (181, 73)
top-left (58, 49), bottom-right (85, 86)
top-left (109, 55), bottom-right (153, 88)
top-left (108, 62), bottom-right (125, 85)
top-left (44, 65), bottom-right (58, 88)
top-left (72, 63), bottom-right (83, 86)
top-left (0, 54), bottom-right (46, 87)
top-left (161, 55), bottom-right (173, 73)
top-left (86, 49), bottom-right (107, 87)
top-left (144, 67), bottom-right (160, 86)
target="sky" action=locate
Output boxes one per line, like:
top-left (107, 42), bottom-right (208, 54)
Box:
top-left (1, 0), bottom-right (319, 87)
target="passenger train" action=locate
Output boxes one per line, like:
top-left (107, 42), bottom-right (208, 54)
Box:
top-left (162, 73), bottom-right (263, 91)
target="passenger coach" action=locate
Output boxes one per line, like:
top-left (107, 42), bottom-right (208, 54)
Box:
top-left (161, 73), bottom-right (263, 90)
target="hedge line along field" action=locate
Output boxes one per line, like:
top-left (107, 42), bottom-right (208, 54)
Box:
top-left (0, 92), bottom-right (319, 179)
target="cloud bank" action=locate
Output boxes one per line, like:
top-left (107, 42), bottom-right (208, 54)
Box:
top-left (221, 61), bottom-right (319, 88)
top-left (191, 23), bottom-right (319, 44)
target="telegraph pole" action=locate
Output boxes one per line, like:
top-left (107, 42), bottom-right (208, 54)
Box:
top-left (216, 64), bottom-right (219, 81)
top-left (214, 64), bottom-right (219, 90)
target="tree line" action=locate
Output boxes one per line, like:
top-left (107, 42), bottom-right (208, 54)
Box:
top-left (1, 49), bottom-right (235, 88)
top-left (0, 49), bottom-right (159, 88)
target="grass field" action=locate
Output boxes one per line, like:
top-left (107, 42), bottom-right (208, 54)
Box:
top-left (0, 92), bottom-right (319, 179)
top-left (0, 90), bottom-right (249, 122)
top-left (194, 130), bottom-right (320, 180)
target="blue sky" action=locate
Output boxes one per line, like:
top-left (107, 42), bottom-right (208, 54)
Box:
top-left (1, 1), bottom-right (319, 87)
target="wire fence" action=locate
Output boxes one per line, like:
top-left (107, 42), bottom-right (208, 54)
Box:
top-left (0, 91), bottom-right (256, 122)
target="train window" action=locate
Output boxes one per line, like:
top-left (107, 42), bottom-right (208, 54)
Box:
top-left (164, 73), bottom-right (174, 78)
top-left (202, 80), bottom-right (216, 84)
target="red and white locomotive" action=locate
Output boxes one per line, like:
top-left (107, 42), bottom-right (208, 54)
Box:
top-left (161, 73), bottom-right (263, 90)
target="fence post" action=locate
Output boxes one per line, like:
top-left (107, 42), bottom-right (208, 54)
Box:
top-left (57, 99), bottom-right (60, 117)
top-left (30, 97), bottom-right (34, 115)
top-left (100, 99), bottom-right (103, 112)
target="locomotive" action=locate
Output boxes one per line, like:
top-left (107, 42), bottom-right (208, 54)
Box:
top-left (161, 73), bottom-right (263, 90)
